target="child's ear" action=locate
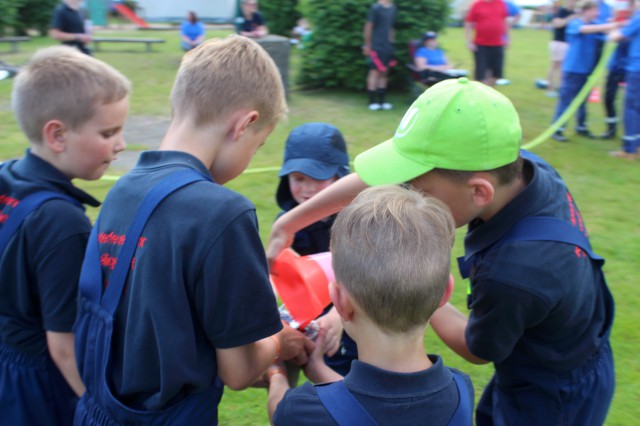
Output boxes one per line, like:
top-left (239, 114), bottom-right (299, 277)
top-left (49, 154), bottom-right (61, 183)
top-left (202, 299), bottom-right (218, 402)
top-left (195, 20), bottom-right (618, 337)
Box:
top-left (438, 274), bottom-right (455, 308)
top-left (329, 281), bottom-right (355, 322)
top-left (42, 120), bottom-right (67, 153)
top-left (468, 175), bottom-right (495, 207)
top-left (230, 110), bottom-right (259, 142)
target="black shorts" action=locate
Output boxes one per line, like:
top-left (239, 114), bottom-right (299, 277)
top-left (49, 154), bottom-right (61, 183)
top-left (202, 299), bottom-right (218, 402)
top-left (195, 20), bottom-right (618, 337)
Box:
top-left (369, 47), bottom-right (395, 72)
top-left (474, 45), bottom-right (503, 80)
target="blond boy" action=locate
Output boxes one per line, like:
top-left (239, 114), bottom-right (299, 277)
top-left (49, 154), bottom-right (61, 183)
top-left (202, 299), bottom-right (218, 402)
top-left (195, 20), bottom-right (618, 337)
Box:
top-left (266, 185), bottom-right (474, 425)
top-left (73, 36), bottom-right (313, 425)
top-left (1, 45), bottom-right (129, 424)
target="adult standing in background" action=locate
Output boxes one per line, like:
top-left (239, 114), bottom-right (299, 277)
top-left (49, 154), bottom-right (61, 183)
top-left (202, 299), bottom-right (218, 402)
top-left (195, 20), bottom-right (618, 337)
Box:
top-left (547, 0), bottom-right (576, 97)
top-left (180, 11), bottom-right (205, 51)
top-left (465, 0), bottom-right (509, 87)
top-left (363, 0), bottom-right (397, 111)
top-left (49, 0), bottom-right (91, 55)
top-left (238, 0), bottom-right (269, 38)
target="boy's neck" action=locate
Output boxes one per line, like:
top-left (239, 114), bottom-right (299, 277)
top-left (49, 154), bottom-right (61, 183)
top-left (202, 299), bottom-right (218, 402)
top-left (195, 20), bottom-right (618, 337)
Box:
top-left (160, 119), bottom-right (223, 171)
top-left (349, 322), bottom-right (432, 373)
top-left (479, 168), bottom-right (528, 223)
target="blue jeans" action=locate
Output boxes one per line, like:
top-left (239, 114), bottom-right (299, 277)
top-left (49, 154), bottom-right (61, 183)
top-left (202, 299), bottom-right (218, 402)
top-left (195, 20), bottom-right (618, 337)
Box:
top-left (476, 341), bottom-right (615, 426)
top-left (623, 71), bottom-right (640, 153)
top-left (554, 72), bottom-right (589, 131)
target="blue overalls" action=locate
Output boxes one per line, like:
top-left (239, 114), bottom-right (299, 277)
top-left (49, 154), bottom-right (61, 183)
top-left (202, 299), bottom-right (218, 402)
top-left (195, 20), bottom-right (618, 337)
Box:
top-left (0, 191), bottom-right (80, 426)
top-left (73, 170), bottom-right (223, 425)
top-left (458, 207), bottom-right (615, 425)
top-left (315, 371), bottom-right (472, 426)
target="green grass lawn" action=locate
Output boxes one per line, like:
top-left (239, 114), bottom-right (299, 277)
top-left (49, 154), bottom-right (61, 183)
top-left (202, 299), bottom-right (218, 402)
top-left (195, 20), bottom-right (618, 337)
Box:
top-left (1, 25), bottom-right (638, 425)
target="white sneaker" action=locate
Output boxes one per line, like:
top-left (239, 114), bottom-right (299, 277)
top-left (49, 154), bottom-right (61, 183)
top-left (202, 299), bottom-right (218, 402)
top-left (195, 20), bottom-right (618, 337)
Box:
top-left (381, 102), bottom-right (393, 110)
top-left (368, 103), bottom-right (381, 111)
top-left (496, 79), bottom-right (511, 86)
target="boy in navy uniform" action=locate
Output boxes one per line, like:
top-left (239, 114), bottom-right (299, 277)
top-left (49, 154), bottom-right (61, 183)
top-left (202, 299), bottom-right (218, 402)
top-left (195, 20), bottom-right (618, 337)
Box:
top-left (50, 0), bottom-right (91, 55)
top-left (552, 0), bottom-right (619, 142)
top-left (267, 185), bottom-right (474, 425)
top-left (610, 0), bottom-right (640, 159)
top-left (0, 46), bottom-right (130, 425)
top-left (268, 78), bottom-right (615, 425)
top-left (73, 36), bottom-right (313, 425)
top-left (600, 40), bottom-right (629, 139)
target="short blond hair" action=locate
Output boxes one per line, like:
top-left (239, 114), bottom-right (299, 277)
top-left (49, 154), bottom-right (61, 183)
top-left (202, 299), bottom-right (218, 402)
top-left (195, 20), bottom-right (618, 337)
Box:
top-left (12, 46), bottom-right (131, 144)
top-left (170, 35), bottom-right (286, 131)
top-left (331, 185), bottom-right (455, 333)
top-left (577, 0), bottom-right (596, 11)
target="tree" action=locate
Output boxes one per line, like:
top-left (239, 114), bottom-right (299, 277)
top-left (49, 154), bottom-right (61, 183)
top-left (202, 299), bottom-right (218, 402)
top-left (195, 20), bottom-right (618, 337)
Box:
top-left (260, 0), bottom-right (301, 37)
top-left (298, 0), bottom-right (449, 90)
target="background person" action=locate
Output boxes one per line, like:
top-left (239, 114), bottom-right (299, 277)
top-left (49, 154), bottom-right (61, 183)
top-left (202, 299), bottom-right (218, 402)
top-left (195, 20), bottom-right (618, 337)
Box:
top-left (180, 11), bottom-right (206, 51)
top-left (363, 0), bottom-right (397, 111)
top-left (238, 0), bottom-right (269, 38)
top-left (465, 0), bottom-right (509, 87)
top-left (49, 0), bottom-right (91, 55)
top-left (547, 0), bottom-right (576, 97)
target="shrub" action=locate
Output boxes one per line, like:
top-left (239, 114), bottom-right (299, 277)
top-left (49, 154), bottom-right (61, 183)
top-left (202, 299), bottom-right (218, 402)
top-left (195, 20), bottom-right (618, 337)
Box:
top-left (260, 0), bottom-right (301, 37)
top-left (298, 0), bottom-right (449, 90)
top-left (14, 0), bottom-right (59, 36)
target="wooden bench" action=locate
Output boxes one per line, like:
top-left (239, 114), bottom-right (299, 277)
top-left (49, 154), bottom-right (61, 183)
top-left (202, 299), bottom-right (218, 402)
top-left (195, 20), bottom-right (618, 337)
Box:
top-left (0, 37), bottom-right (31, 53)
top-left (91, 37), bottom-right (165, 52)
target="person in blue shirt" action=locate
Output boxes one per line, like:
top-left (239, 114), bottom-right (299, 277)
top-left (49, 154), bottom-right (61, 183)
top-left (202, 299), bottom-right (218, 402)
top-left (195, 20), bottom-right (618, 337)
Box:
top-left (414, 31), bottom-right (452, 73)
top-left (180, 11), bottom-right (205, 51)
top-left (551, 0), bottom-right (619, 142)
top-left (267, 185), bottom-right (473, 426)
top-left (238, 0), bottom-right (269, 38)
top-left (610, 0), bottom-right (640, 159)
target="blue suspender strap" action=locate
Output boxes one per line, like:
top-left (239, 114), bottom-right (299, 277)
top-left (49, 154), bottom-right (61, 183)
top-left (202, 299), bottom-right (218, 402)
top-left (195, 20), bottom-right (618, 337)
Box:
top-left (0, 191), bottom-right (80, 255)
top-left (458, 216), bottom-right (604, 279)
top-left (79, 169), bottom-right (211, 315)
top-left (447, 372), bottom-right (473, 426)
top-left (315, 381), bottom-right (378, 426)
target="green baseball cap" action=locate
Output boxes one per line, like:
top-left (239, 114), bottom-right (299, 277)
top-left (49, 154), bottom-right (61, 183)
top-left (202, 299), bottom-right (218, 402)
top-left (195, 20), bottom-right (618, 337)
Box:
top-left (355, 78), bottom-right (522, 186)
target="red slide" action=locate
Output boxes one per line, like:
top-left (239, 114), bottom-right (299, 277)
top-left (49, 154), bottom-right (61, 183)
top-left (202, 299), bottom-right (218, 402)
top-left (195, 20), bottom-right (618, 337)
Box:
top-left (113, 3), bottom-right (149, 28)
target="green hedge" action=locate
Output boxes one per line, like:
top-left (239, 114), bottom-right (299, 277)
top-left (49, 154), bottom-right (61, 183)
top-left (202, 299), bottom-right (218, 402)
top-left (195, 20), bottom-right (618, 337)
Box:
top-left (298, 0), bottom-right (449, 90)
top-left (1, 0), bottom-right (59, 36)
top-left (260, 0), bottom-right (301, 37)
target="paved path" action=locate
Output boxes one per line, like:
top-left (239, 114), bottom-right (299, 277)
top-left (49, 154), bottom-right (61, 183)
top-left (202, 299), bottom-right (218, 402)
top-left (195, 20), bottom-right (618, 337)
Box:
top-left (110, 115), bottom-right (170, 172)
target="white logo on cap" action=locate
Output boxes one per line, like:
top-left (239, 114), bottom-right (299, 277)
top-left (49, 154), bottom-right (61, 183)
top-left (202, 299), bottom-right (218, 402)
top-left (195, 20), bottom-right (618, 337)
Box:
top-left (395, 105), bottom-right (419, 138)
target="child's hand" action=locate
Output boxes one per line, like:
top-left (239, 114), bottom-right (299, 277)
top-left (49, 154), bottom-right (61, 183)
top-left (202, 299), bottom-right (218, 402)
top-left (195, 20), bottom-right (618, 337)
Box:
top-left (316, 307), bottom-right (343, 357)
top-left (267, 221), bottom-right (295, 268)
top-left (278, 323), bottom-right (316, 366)
top-left (303, 329), bottom-right (344, 384)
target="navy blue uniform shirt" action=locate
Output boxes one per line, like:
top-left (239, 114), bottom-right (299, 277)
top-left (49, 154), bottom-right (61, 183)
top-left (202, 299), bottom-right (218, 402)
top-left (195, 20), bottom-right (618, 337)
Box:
top-left (274, 355), bottom-right (473, 425)
top-left (51, 2), bottom-right (87, 51)
top-left (0, 150), bottom-right (99, 356)
top-left (93, 151), bottom-right (282, 411)
top-left (464, 155), bottom-right (613, 372)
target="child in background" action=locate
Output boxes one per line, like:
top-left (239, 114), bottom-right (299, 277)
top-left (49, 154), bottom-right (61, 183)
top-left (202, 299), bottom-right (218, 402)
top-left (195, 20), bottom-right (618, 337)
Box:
top-left (268, 77), bottom-right (615, 425)
top-left (0, 45), bottom-right (130, 425)
top-left (552, 0), bottom-right (619, 142)
top-left (609, 0), bottom-right (640, 159)
top-left (266, 185), bottom-right (474, 425)
top-left (73, 36), bottom-right (312, 425)
top-left (276, 122), bottom-right (355, 376)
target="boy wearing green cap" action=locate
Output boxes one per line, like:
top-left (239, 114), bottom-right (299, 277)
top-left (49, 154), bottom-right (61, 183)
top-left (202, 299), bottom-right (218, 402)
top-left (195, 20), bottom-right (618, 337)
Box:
top-left (267, 78), bottom-right (615, 425)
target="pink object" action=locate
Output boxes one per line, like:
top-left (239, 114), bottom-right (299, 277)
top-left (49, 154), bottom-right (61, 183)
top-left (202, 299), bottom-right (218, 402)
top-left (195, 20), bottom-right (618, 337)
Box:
top-left (270, 249), bottom-right (334, 328)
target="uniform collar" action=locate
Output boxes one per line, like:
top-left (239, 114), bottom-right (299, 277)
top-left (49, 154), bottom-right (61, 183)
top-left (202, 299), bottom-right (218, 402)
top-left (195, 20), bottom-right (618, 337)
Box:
top-left (134, 150), bottom-right (213, 178)
top-left (344, 355), bottom-right (451, 398)
top-left (12, 149), bottom-right (100, 207)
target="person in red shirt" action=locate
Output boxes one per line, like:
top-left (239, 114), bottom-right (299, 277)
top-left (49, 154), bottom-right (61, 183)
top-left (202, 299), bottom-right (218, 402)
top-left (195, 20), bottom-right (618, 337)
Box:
top-left (465, 0), bottom-right (509, 86)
